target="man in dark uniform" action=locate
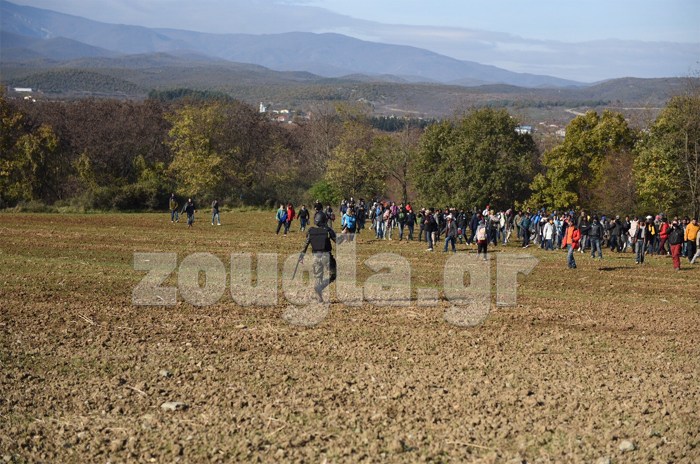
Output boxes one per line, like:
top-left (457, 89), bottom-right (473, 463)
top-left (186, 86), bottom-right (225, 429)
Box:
top-left (299, 203), bottom-right (337, 302)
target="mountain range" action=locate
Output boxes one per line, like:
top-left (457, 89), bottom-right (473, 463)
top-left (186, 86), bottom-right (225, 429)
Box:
top-left (0, 0), bottom-right (580, 88)
top-left (1, 0), bottom-right (696, 122)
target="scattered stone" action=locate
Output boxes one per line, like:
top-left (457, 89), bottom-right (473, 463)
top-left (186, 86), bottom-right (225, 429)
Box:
top-left (161, 401), bottom-right (189, 411)
top-left (159, 369), bottom-right (172, 378)
top-left (235, 324), bottom-right (247, 329)
top-left (109, 438), bottom-right (126, 453)
top-left (388, 438), bottom-right (404, 453)
top-left (595, 457), bottom-right (611, 464)
top-left (619, 440), bottom-right (636, 452)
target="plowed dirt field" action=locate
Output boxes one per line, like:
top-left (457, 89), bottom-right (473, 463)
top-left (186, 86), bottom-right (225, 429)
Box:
top-left (1, 212), bottom-right (698, 463)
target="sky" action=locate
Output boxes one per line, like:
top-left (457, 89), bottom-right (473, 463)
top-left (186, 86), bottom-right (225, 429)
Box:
top-left (8, 0), bottom-right (700, 81)
top-left (12, 0), bottom-right (700, 43)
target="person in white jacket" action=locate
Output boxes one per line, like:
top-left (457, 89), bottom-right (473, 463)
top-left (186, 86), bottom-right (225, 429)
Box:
top-left (542, 218), bottom-right (555, 250)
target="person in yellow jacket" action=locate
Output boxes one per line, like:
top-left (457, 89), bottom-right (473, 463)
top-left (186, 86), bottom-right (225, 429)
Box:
top-left (684, 217), bottom-right (699, 263)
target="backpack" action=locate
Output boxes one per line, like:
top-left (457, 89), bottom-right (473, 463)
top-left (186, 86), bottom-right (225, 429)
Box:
top-left (280, 211), bottom-right (287, 222)
top-left (476, 226), bottom-right (487, 241)
top-left (398, 211), bottom-right (406, 222)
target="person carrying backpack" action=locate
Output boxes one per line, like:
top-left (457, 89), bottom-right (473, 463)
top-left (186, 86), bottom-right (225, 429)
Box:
top-left (397, 206), bottom-right (407, 241)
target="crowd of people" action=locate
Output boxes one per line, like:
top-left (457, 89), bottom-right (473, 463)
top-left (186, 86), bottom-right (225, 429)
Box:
top-left (275, 197), bottom-right (700, 271)
top-left (166, 193), bottom-right (700, 270)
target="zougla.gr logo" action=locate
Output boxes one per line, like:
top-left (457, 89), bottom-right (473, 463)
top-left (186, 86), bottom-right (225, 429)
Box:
top-left (133, 236), bottom-right (538, 327)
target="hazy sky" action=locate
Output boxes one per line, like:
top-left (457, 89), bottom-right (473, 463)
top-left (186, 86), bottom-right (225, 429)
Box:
top-left (301, 0), bottom-right (700, 43)
top-left (12, 0), bottom-right (700, 43)
top-left (8, 0), bottom-right (700, 81)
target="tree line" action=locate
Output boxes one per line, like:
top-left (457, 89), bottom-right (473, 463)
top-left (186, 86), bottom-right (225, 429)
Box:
top-left (1, 88), bottom-right (698, 217)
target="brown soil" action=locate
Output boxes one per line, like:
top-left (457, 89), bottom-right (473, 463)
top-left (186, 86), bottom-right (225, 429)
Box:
top-left (1, 212), bottom-right (698, 462)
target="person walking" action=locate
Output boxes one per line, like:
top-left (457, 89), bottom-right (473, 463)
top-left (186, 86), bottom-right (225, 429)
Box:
top-left (520, 213), bottom-right (531, 248)
top-left (634, 219), bottom-right (647, 264)
top-left (275, 204), bottom-right (287, 235)
top-left (475, 219), bottom-right (488, 260)
top-left (690, 229), bottom-right (700, 264)
top-left (397, 206), bottom-right (408, 241)
top-left (299, 207), bottom-right (337, 303)
top-left (424, 208), bottom-right (436, 251)
top-left (211, 199), bottom-right (221, 226)
top-left (284, 203), bottom-right (296, 236)
top-left (589, 216), bottom-right (603, 259)
top-left (668, 220), bottom-right (684, 271)
top-left (442, 214), bottom-right (457, 253)
top-left (298, 205), bottom-right (310, 231)
top-left (169, 193), bottom-right (179, 223)
top-left (542, 217), bottom-right (554, 251)
top-left (183, 198), bottom-right (196, 228)
top-left (340, 206), bottom-right (357, 242)
top-left (562, 218), bottom-right (580, 269)
top-left (684, 217), bottom-right (699, 263)
top-left (658, 217), bottom-right (670, 256)
top-left (406, 208), bottom-right (416, 241)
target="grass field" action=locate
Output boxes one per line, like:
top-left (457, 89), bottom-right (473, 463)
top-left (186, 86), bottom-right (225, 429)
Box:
top-left (1, 211), bottom-right (699, 462)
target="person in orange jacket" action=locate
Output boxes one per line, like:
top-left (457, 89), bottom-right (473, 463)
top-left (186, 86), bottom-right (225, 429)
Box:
top-left (684, 217), bottom-right (699, 263)
top-left (561, 216), bottom-right (581, 269)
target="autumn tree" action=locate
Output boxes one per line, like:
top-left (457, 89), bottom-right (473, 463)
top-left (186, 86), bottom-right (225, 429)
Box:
top-left (528, 110), bottom-right (637, 211)
top-left (634, 94), bottom-right (700, 217)
top-left (324, 109), bottom-right (385, 200)
top-left (373, 124), bottom-right (421, 205)
top-left (414, 108), bottom-right (537, 209)
top-left (168, 100), bottom-right (281, 204)
top-left (0, 93), bottom-right (61, 205)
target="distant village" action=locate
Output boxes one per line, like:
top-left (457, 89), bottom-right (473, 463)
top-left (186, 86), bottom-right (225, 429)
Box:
top-left (5, 86), bottom-right (570, 138)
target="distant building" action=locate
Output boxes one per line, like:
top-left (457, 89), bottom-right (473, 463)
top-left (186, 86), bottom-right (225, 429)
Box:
top-left (13, 87), bottom-right (33, 93)
top-left (515, 125), bottom-right (533, 135)
top-left (556, 129), bottom-right (566, 138)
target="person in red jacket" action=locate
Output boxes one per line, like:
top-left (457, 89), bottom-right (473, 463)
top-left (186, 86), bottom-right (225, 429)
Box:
top-left (284, 203), bottom-right (296, 236)
top-left (658, 217), bottom-right (670, 256)
top-left (561, 217), bottom-right (581, 269)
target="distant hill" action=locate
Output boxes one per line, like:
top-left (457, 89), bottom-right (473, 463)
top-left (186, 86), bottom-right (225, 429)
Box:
top-left (0, 0), bottom-right (580, 88)
top-left (2, 49), bottom-right (692, 121)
